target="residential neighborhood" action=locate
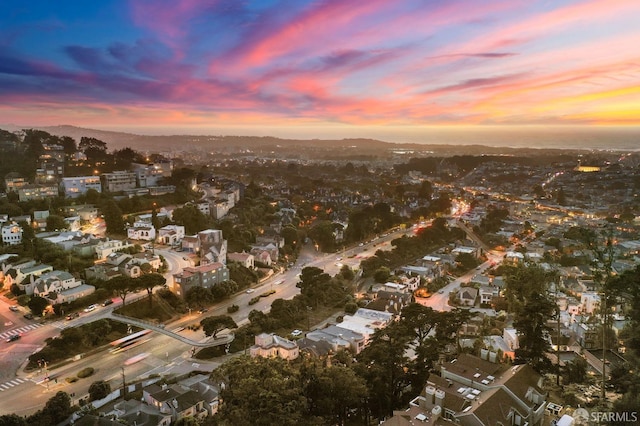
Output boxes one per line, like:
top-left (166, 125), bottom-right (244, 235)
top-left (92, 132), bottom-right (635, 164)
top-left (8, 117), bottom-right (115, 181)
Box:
top-left (0, 127), bottom-right (639, 425)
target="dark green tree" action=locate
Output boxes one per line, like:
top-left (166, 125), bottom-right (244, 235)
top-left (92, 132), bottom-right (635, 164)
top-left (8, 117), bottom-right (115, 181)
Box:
top-left (212, 356), bottom-right (308, 426)
top-left (88, 380), bottom-right (111, 401)
top-left (105, 276), bottom-right (134, 306)
top-left (45, 215), bottom-right (67, 232)
top-left (505, 264), bottom-right (556, 372)
top-left (185, 286), bottom-right (214, 309)
top-left (101, 200), bottom-right (124, 234)
top-left (201, 315), bottom-right (237, 339)
top-left (27, 296), bottom-right (49, 316)
top-left (135, 273), bottom-right (166, 306)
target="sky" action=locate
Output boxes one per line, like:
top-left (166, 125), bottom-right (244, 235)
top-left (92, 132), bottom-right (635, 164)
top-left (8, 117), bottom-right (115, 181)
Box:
top-left (1, 0), bottom-right (639, 142)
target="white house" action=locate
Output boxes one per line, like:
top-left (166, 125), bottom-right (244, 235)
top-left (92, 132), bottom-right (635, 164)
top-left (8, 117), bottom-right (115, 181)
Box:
top-left (127, 222), bottom-right (156, 241)
top-left (158, 224), bottom-right (185, 246)
top-left (1, 222), bottom-right (23, 245)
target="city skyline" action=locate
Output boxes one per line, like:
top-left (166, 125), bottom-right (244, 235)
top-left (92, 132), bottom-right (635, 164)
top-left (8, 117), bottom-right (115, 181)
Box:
top-left (1, 0), bottom-right (639, 142)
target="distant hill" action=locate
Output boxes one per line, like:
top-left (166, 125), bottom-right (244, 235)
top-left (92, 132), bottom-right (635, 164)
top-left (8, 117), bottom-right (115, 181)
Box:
top-left (0, 124), bottom-right (589, 157)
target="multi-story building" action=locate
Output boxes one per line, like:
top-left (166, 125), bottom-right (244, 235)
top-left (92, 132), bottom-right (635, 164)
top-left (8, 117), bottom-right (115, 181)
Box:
top-left (17, 184), bottom-right (59, 201)
top-left (1, 222), bottom-right (23, 245)
top-left (127, 221), bottom-right (156, 241)
top-left (4, 173), bottom-right (26, 191)
top-left (101, 171), bottom-right (137, 192)
top-left (172, 263), bottom-right (229, 298)
top-left (61, 176), bottom-right (102, 198)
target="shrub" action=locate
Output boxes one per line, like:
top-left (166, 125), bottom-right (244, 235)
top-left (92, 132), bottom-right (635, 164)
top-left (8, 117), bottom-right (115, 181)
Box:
top-left (227, 304), bottom-right (239, 313)
top-left (248, 297), bottom-right (260, 305)
top-left (65, 377), bottom-right (78, 383)
top-left (77, 367), bottom-right (94, 379)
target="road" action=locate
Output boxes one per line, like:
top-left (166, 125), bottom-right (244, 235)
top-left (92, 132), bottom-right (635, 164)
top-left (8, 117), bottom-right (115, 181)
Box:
top-left (0, 226), bottom-right (412, 416)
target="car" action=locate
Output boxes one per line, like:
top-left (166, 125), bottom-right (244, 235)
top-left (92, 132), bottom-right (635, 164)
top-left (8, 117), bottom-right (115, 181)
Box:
top-left (84, 304), bottom-right (97, 312)
top-left (183, 256), bottom-right (189, 261)
top-left (438, 290), bottom-right (444, 294)
top-left (246, 289), bottom-right (255, 293)
top-left (6, 334), bottom-right (21, 343)
top-left (290, 329), bottom-right (303, 337)
top-left (102, 299), bottom-right (114, 306)
top-left (66, 312), bottom-right (80, 320)
top-left (358, 243), bottom-right (364, 247)
top-left (23, 313), bottom-right (34, 320)
top-left (9, 305), bottom-right (19, 312)
top-left (198, 307), bottom-right (208, 313)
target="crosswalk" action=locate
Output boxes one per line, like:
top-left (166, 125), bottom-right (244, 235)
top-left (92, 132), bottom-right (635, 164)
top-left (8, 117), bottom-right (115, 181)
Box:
top-left (0, 378), bottom-right (26, 391)
top-left (0, 323), bottom-right (42, 340)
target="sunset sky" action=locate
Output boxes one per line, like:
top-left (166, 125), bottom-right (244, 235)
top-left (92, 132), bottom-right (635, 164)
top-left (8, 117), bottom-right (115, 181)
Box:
top-left (1, 0), bottom-right (639, 140)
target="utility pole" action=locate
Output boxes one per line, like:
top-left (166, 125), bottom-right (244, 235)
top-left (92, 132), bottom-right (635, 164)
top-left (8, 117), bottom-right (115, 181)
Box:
top-left (121, 366), bottom-right (126, 400)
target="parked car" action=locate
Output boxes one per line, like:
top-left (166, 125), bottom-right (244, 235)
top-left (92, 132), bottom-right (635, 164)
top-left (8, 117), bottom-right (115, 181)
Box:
top-left (291, 329), bottom-right (303, 337)
top-left (102, 299), bottom-right (114, 306)
top-left (23, 313), bottom-right (34, 320)
top-left (246, 289), bottom-right (255, 294)
top-left (6, 334), bottom-right (21, 343)
top-left (84, 304), bottom-right (97, 313)
top-left (9, 305), bottom-right (19, 312)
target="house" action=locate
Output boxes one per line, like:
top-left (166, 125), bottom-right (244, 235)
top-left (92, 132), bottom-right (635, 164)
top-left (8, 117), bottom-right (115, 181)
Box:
top-left (251, 249), bottom-right (273, 266)
top-left (95, 239), bottom-right (134, 259)
top-left (504, 251), bottom-right (525, 265)
top-left (250, 333), bottom-right (300, 360)
top-left (142, 383), bottom-right (208, 423)
top-left (32, 271), bottom-right (95, 305)
top-left (305, 325), bottom-right (366, 354)
top-left (227, 252), bottom-right (255, 269)
top-left (452, 246), bottom-right (482, 259)
top-left (384, 354), bottom-right (547, 426)
top-left (478, 285), bottom-right (497, 306)
top-left (127, 222), bottom-right (156, 241)
top-left (5, 262), bottom-right (54, 294)
top-left (1, 222), bottom-right (23, 245)
top-left (457, 287), bottom-right (478, 307)
top-left (112, 399), bottom-right (171, 426)
top-left (85, 253), bottom-right (143, 281)
top-left (198, 229), bottom-right (227, 265)
top-left (176, 374), bottom-right (221, 416)
top-left (181, 235), bottom-right (200, 253)
top-left (158, 225), bottom-right (185, 245)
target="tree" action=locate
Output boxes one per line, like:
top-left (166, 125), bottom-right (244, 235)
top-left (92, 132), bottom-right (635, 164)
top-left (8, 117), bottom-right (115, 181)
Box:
top-left (354, 323), bottom-right (412, 420)
top-left (172, 204), bottom-right (210, 234)
top-left (28, 296), bottom-right (49, 316)
top-left (185, 286), bottom-right (213, 309)
top-left (101, 200), bottom-right (124, 234)
top-left (201, 315), bottom-right (237, 339)
top-left (135, 273), bottom-right (166, 306)
top-left (212, 356), bottom-right (308, 426)
top-left (563, 358), bottom-right (587, 384)
top-left (304, 364), bottom-right (368, 425)
top-left (373, 267), bottom-right (391, 283)
top-left (0, 414), bottom-right (27, 426)
top-left (88, 380), bottom-right (111, 401)
top-left (418, 180), bottom-right (433, 200)
top-left (455, 252), bottom-right (479, 271)
top-left (45, 215), bottom-right (67, 232)
top-left (106, 276), bottom-right (134, 306)
top-left (339, 264), bottom-right (355, 281)
top-left (505, 264), bottom-right (556, 372)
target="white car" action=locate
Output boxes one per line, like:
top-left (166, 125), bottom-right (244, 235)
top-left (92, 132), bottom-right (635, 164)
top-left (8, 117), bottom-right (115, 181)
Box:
top-left (290, 329), bottom-right (303, 337)
top-left (246, 289), bottom-right (255, 294)
top-left (84, 304), bottom-right (97, 312)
